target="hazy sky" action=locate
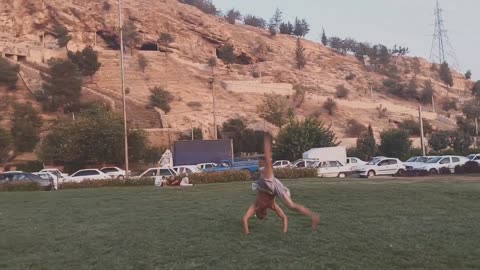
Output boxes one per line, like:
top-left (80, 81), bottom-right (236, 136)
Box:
top-left (213, 0), bottom-right (479, 79)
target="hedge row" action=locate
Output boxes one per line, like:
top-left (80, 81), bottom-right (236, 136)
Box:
top-left (59, 178), bottom-right (155, 190)
top-left (0, 182), bottom-right (42, 192)
top-left (189, 170), bottom-right (251, 184)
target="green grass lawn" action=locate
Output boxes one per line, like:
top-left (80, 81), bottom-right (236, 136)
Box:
top-left (1, 178), bottom-right (480, 270)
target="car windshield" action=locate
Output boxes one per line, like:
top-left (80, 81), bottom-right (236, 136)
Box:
top-left (466, 154), bottom-right (475, 160)
top-left (427, 157), bottom-right (442, 163)
top-left (406, 157), bottom-right (418, 162)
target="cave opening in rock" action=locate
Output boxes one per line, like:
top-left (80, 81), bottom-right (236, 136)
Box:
top-left (140, 42), bottom-right (158, 51)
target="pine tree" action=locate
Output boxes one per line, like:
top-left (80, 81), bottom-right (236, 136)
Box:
top-left (321, 28), bottom-right (328, 46)
top-left (53, 24), bottom-right (72, 51)
top-left (295, 38), bottom-right (306, 69)
top-left (225, 9), bottom-right (242, 24)
top-left (268, 8), bottom-right (282, 36)
top-left (356, 125), bottom-right (376, 160)
top-left (439, 61), bottom-right (454, 87)
top-left (465, 70), bottom-right (472, 80)
top-left (42, 59), bottom-right (82, 111)
top-left (67, 46), bottom-right (101, 78)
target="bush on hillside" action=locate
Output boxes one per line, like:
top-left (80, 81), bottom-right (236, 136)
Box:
top-left (149, 87), bottom-right (174, 113)
top-left (179, 0), bottom-right (219, 15)
top-left (323, 98), bottom-right (337, 115)
top-left (345, 119), bottom-right (367, 137)
top-left (243, 15), bottom-right (267, 29)
top-left (335, 84), bottom-right (350, 98)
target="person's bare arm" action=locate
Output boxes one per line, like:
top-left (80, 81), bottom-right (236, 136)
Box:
top-left (242, 204), bottom-right (256, 235)
top-left (264, 133), bottom-right (273, 179)
top-left (272, 202), bottom-right (288, 233)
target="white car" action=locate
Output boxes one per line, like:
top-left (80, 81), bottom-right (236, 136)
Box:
top-left (290, 159), bottom-right (318, 168)
top-left (272, 160), bottom-right (292, 168)
top-left (466, 154), bottom-right (480, 164)
top-left (416, 156), bottom-right (470, 174)
top-left (196, 163), bottom-right (217, 171)
top-left (66, 169), bottom-right (111, 183)
top-left (39, 168), bottom-right (69, 178)
top-left (345, 157), bottom-right (366, 170)
top-left (355, 158), bottom-right (406, 178)
top-left (138, 167), bottom-right (192, 187)
top-left (172, 165), bottom-right (202, 175)
top-left (33, 172), bottom-right (61, 190)
top-left (100, 167), bottom-right (128, 179)
top-left (404, 156), bottom-right (435, 170)
top-left (316, 160), bottom-right (351, 178)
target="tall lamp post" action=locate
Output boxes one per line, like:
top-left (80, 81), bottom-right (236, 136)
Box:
top-left (118, 0), bottom-right (129, 174)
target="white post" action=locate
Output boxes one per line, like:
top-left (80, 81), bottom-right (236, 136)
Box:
top-left (419, 106), bottom-right (426, 156)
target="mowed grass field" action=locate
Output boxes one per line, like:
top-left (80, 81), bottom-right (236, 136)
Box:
top-left (1, 178), bottom-right (480, 270)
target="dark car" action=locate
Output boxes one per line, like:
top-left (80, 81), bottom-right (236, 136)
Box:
top-left (0, 172), bottom-right (53, 190)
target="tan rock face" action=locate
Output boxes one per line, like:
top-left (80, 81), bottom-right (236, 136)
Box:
top-left (0, 0), bottom-right (473, 140)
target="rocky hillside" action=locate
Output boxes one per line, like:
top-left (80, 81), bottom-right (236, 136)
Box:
top-left (0, 0), bottom-right (475, 145)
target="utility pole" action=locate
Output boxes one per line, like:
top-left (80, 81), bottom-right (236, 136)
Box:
top-left (211, 75), bottom-right (218, 140)
top-left (475, 117), bottom-right (479, 149)
top-left (432, 95), bottom-right (435, 113)
top-left (370, 86), bottom-right (374, 102)
top-left (191, 119), bottom-right (194, 141)
top-left (419, 106), bottom-right (426, 156)
top-left (118, 0), bottom-right (129, 175)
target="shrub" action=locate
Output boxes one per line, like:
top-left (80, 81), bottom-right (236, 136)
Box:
top-left (0, 182), bottom-right (42, 192)
top-left (439, 167), bottom-right (451, 175)
top-left (345, 73), bottom-right (356, 81)
top-left (149, 87), bottom-right (174, 113)
top-left (323, 98), bottom-right (337, 115)
top-left (0, 57), bottom-right (19, 89)
top-left (442, 98), bottom-right (457, 111)
top-left (187, 101), bottom-right (202, 110)
top-left (335, 84), bottom-right (350, 98)
top-left (243, 15), bottom-right (267, 29)
top-left (398, 119), bottom-right (432, 136)
top-left (345, 119), bottom-right (367, 137)
top-left (376, 105), bottom-right (388, 119)
top-left (273, 168), bottom-right (317, 179)
top-left (60, 178), bottom-right (155, 190)
top-left (137, 54), bottom-right (148, 72)
top-left (179, 0), bottom-right (219, 15)
top-left (463, 161), bottom-right (480, 174)
top-left (217, 44), bottom-right (236, 64)
top-left (102, 1), bottom-right (111, 11)
top-left (189, 171), bottom-right (251, 184)
top-left (454, 165), bottom-right (466, 175)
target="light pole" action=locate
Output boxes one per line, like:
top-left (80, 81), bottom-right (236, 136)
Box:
top-left (118, 0), bottom-right (129, 175)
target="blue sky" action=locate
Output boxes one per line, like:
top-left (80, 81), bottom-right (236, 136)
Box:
top-left (212, 0), bottom-right (479, 79)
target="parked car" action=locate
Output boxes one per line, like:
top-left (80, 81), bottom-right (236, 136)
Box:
top-left (345, 157), bottom-right (367, 170)
top-left (0, 172), bottom-right (54, 190)
top-left (316, 160), bottom-right (351, 178)
top-left (39, 168), bottom-right (69, 178)
top-left (66, 169), bottom-right (111, 183)
top-left (172, 165), bottom-right (202, 175)
top-left (415, 156), bottom-right (470, 174)
top-left (138, 167), bottom-right (177, 179)
top-left (290, 159), bottom-right (318, 168)
top-left (272, 160), bottom-right (292, 168)
top-left (204, 160), bottom-right (259, 174)
top-left (196, 163), bottom-right (217, 171)
top-left (33, 172), bottom-right (61, 190)
top-left (355, 158), bottom-right (406, 178)
top-left (404, 156), bottom-right (435, 170)
top-left (100, 167), bottom-right (128, 179)
top-left (466, 154), bottom-right (480, 164)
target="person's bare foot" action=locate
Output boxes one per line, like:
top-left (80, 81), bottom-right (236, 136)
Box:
top-left (311, 214), bottom-right (320, 230)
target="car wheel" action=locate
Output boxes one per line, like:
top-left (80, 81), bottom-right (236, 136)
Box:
top-left (117, 175), bottom-right (125, 180)
top-left (429, 169), bottom-right (438, 175)
top-left (367, 170), bottom-right (376, 178)
top-left (395, 169), bottom-right (406, 177)
top-left (338, 172), bottom-right (346, 178)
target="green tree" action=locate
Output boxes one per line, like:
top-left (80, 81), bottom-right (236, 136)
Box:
top-left (428, 131), bottom-right (451, 151)
top-left (273, 118), bottom-right (338, 160)
top-left (67, 46), bottom-right (101, 78)
top-left (268, 8), bottom-right (282, 36)
top-left (379, 129), bottom-right (412, 159)
top-left (179, 0), bottom-right (218, 15)
top-left (293, 18), bottom-right (310, 37)
top-left (323, 98), bottom-right (337, 115)
top-left (221, 118), bottom-right (263, 155)
top-left (356, 124), bottom-right (376, 161)
top-left (345, 119), bottom-right (367, 137)
top-left (0, 127), bottom-right (12, 163)
top-left (420, 80), bottom-right (434, 104)
top-left (123, 20), bottom-right (141, 55)
top-left (158, 32), bottom-right (175, 56)
top-left (398, 118), bottom-right (433, 136)
top-left (149, 87), bottom-right (174, 113)
top-left (40, 108), bottom-right (149, 164)
top-left (321, 28), bottom-right (328, 46)
top-left (471, 80), bottom-right (480, 97)
top-left (217, 44), bottom-right (236, 64)
top-left (0, 57), bottom-right (19, 89)
top-left (11, 103), bottom-right (42, 153)
top-left (137, 54), bottom-right (148, 72)
top-left (439, 61), bottom-right (454, 87)
top-left (450, 131), bottom-right (472, 154)
top-left (41, 58), bottom-right (82, 111)
top-left (243, 15), bottom-right (267, 29)
top-left (53, 24), bottom-right (72, 50)
top-left (462, 100), bottom-right (480, 119)
top-left (279, 22), bottom-right (293, 35)
top-left (465, 70), bottom-right (472, 80)
top-left (257, 94), bottom-right (292, 128)
top-left (295, 38), bottom-right (306, 69)
top-left (225, 9), bottom-right (241, 24)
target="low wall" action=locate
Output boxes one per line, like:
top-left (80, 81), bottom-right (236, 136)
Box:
top-left (221, 81), bottom-right (294, 96)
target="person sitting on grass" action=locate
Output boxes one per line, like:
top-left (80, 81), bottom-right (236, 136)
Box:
top-left (242, 133), bottom-right (320, 235)
top-left (161, 176), bottom-right (193, 187)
